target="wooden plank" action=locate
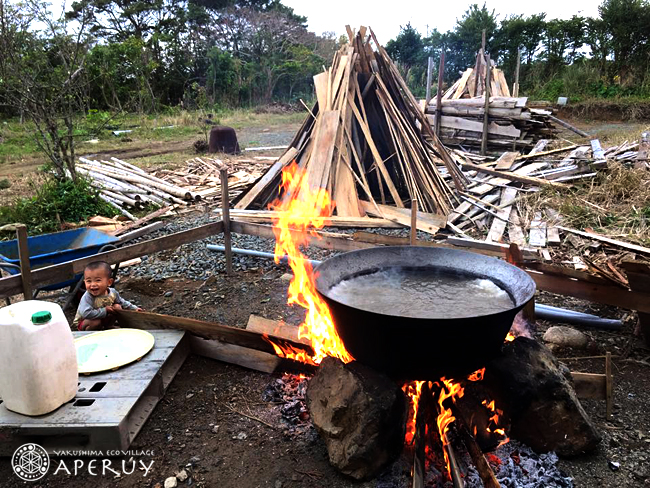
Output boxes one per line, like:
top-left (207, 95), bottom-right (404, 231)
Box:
top-left (348, 99), bottom-right (404, 206)
top-left (620, 261), bottom-right (650, 345)
top-left (557, 226), bottom-right (650, 256)
top-left (16, 225), bottom-right (32, 299)
top-left (571, 372), bottom-right (606, 400)
top-left (508, 209), bottom-right (526, 247)
top-left (462, 161), bottom-right (567, 188)
top-left (529, 213), bottom-right (547, 247)
top-left (0, 222), bottom-right (224, 299)
top-left (526, 271), bottom-right (650, 314)
top-left (440, 116), bottom-right (520, 138)
top-left (494, 151), bottom-right (520, 170)
top-left (230, 220), bottom-right (374, 253)
top-left (225, 212), bottom-right (401, 228)
top-left (359, 201), bottom-right (446, 235)
top-left (116, 309), bottom-right (314, 358)
top-left (486, 187), bottom-right (517, 243)
top-left (246, 315), bottom-right (307, 345)
top-left (235, 147), bottom-right (298, 209)
top-left (189, 336), bottom-right (280, 374)
top-left (302, 110), bottom-right (340, 193)
top-left (313, 71), bottom-right (329, 110)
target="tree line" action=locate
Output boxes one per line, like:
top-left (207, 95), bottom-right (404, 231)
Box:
top-left (386, 0), bottom-right (650, 100)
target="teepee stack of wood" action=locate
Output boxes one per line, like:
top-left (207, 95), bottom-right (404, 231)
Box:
top-left (426, 51), bottom-right (557, 152)
top-left (235, 27), bottom-right (465, 222)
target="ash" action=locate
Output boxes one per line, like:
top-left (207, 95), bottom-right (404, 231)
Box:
top-left (262, 373), bottom-right (312, 437)
top-left (464, 439), bottom-right (573, 488)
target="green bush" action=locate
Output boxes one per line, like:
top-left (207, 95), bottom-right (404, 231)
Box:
top-left (0, 177), bottom-right (118, 235)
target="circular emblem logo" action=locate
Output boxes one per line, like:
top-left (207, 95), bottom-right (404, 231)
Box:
top-left (12, 443), bottom-right (50, 481)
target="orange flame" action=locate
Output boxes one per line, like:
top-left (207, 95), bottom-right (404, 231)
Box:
top-left (435, 378), bottom-right (465, 478)
top-left (505, 332), bottom-right (515, 342)
top-left (402, 380), bottom-right (425, 446)
top-left (267, 162), bottom-right (353, 365)
top-left (482, 398), bottom-right (510, 447)
top-left (467, 367), bottom-right (485, 381)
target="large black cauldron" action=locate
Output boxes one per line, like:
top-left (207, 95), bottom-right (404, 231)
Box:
top-left (314, 246), bottom-right (536, 380)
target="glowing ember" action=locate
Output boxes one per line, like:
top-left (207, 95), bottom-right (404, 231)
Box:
top-left (467, 367), bottom-right (485, 381)
top-left (505, 332), bottom-right (516, 342)
top-left (267, 162), bottom-right (353, 365)
top-left (435, 378), bottom-right (465, 478)
top-left (402, 380), bottom-right (425, 446)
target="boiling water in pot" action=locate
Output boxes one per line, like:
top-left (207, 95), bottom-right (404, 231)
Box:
top-left (327, 267), bottom-right (514, 319)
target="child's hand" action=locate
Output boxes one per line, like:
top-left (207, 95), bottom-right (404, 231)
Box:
top-left (105, 305), bottom-right (114, 314)
top-left (136, 307), bottom-right (143, 312)
top-left (113, 303), bottom-right (122, 310)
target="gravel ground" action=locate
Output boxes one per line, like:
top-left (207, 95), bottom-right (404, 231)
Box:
top-left (1, 212), bottom-right (649, 488)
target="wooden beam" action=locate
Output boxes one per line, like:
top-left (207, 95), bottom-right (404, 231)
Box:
top-left (189, 336), bottom-right (280, 374)
top-left (230, 220), bottom-right (373, 253)
top-left (425, 56), bottom-right (433, 106)
top-left (360, 200), bottom-right (445, 235)
top-left (246, 315), bottom-right (307, 345)
top-left (461, 161), bottom-right (568, 188)
top-left (410, 199), bottom-right (418, 245)
top-left (548, 115), bottom-right (589, 138)
top-left (0, 222), bottom-right (224, 299)
top-left (116, 309), bottom-right (314, 358)
top-left (557, 226), bottom-right (650, 256)
top-left (16, 225), bottom-right (32, 300)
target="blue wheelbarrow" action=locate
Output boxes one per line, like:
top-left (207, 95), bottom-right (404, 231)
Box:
top-left (0, 227), bottom-right (121, 304)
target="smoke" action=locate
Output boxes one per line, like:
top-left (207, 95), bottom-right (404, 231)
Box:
top-left (510, 311), bottom-right (535, 339)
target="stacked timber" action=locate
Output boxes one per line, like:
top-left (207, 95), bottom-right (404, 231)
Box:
top-left (235, 26), bottom-right (466, 223)
top-left (77, 157), bottom-right (201, 220)
top-left (426, 51), bottom-right (558, 151)
top-left (152, 157), bottom-right (267, 202)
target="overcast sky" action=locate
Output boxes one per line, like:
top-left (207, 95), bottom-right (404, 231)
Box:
top-left (282, 1), bottom-right (601, 42)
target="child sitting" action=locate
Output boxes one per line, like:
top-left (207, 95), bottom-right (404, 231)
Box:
top-left (73, 261), bottom-right (141, 331)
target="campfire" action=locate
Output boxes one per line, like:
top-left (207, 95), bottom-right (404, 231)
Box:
top-left (256, 28), bottom-right (599, 488)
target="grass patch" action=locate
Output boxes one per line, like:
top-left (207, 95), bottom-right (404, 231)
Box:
top-left (520, 163), bottom-right (650, 245)
top-left (0, 177), bottom-right (118, 236)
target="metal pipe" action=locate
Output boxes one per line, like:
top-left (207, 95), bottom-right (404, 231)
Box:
top-left (535, 304), bottom-right (622, 330)
top-left (206, 244), bottom-right (623, 329)
top-left (206, 244), bottom-right (321, 267)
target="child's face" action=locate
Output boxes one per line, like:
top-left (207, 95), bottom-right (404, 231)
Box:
top-left (84, 268), bottom-right (113, 297)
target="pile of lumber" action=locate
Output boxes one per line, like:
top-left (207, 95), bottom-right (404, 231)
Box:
top-left (235, 26), bottom-right (466, 222)
top-left (444, 135), bottom-right (650, 270)
top-left (426, 51), bottom-right (558, 151)
top-left (77, 157), bottom-right (201, 219)
top-left (151, 157), bottom-right (267, 202)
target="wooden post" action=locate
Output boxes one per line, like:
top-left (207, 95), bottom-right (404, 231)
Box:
top-left (635, 132), bottom-right (649, 170)
top-left (481, 29), bottom-right (486, 53)
top-left (481, 54), bottom-right (491, 156)
top-left (16, 225), bottom-right (32, 300)
top-left (513, 49), bottom-right (521, 97)
top-left (220, 168), bottom-right (233, 276)
top-left (435, 51), bottom-right (445, 136)
top-left (425, 56), bottom-right (434, 107)
top-left (410, 199), bottom-right (418, 245)
top-left (605, 351), bottom-right (613, 420)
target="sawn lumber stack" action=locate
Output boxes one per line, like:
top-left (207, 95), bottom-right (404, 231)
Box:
top-left (426, 51), bottom-right (557, 151)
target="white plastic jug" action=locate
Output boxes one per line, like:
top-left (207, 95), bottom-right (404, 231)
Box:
top-left (0, 300), bottom-right (78, 416)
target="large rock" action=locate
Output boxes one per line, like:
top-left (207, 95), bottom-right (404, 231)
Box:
top-left (306, 357), bottom-right (406, 480)
top-left (543, 326), bottom-right (589, 349)
top-left (482, 337), bottom-right (601, 456)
